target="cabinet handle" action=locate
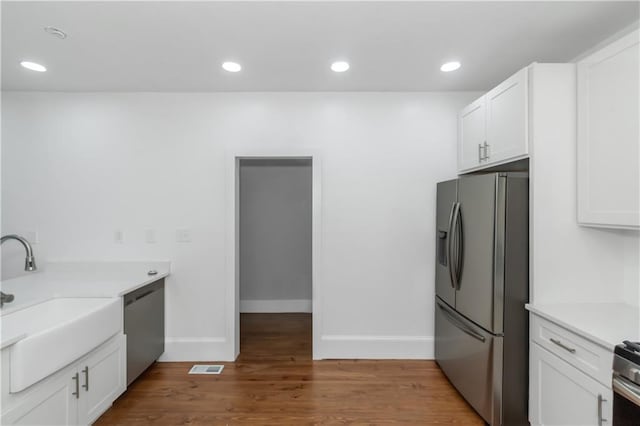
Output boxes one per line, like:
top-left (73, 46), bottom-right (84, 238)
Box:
top-left (483, 142), bottom-right (490, 160)
top-left (82, 366), bottom-right (89, 391)
top-left (72, 372), bottom-right (79, 399)
top-left (550, 338), bottom-right (576, 353)
top-left (478, 143), bottom-right (483, 162)
top-left (597, 394), bottom-right (607, 425)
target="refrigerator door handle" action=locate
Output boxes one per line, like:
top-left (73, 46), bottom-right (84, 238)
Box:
top-left (453, 203), bottom-right (463, 290)
top-left (448, 202), bottom-right (461, 290)
top-left (446, 202), bottom-right (457, 289)
top-left (436, 300), bottom-right (486, 342)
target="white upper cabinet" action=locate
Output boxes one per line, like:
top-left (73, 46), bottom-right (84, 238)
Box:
top-left (486, 68), bottom-right (529, 165)
top-left (577, 29), bottom-right (640, 230)
top-left (458, 67), bottom-right (529, 173)
top-left (458, 97), bottom-right (486, 170)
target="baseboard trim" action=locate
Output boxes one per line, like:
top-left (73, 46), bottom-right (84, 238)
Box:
top-left (240, 299), bottom-right (312, 313)
top-left (159, 337), bottom-right (233, 362)
top-left (319, 335), bottom-right (434, 360)
top-left (160, 334), bottom-right (433, 361)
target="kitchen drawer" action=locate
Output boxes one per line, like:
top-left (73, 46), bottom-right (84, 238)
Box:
top-left (531, 314), bottom-right (613, 387)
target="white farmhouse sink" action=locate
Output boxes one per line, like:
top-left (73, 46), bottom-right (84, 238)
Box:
top-left (3, 297), bottom-right (121, 392)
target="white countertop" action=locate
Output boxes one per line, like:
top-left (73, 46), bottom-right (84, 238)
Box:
top-left (0, 261), bottom-right (170, 349)
top-left (526, 302), bottom-right (640, 350)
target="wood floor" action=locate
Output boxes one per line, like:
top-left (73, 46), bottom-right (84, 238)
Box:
top-left (96, 313), bottom-right (484, 425)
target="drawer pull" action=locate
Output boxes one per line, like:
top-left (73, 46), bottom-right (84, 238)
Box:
top-left (437, 300), bottom-right (486, 342)
top-left (550, 338), bottom-right (576, 354)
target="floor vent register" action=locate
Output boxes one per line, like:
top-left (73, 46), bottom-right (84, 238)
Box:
top-left (188, 365), bottom-right (224, 375)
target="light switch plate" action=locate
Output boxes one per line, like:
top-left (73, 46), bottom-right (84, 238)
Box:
top-left (145, 229), bottom-right (157, 244)
top-left (176, 229), bottom-right (191, 243)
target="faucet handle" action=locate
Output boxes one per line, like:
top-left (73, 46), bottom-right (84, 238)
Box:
top-left (0, 292), bottom-right (15, 307)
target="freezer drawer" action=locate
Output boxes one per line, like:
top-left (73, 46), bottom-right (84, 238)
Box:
top-left (124, 279), bottom-right (165, 385)
top-left (435, 297), bottom-right (502, 425)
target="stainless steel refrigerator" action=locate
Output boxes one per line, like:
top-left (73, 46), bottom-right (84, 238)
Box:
top-left (435, 172), bottom-right (529, 426)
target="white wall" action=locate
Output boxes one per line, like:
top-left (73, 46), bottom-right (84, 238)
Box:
top-left (239, 159), bottom-right (312, 312)
top-left (531, 49), bottom-right (640, 308)
top-left (623, 231), bottom-right (640, 307)
top-left (1, 91), bottom-right (477, 360)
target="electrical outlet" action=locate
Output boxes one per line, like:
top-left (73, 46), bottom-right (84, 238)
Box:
top-left (114, 230), bottom-right (124, 244)
top-left (176, 229), bottom-right (191, 243)
top-left (145, 229), bottom-right (157, 244)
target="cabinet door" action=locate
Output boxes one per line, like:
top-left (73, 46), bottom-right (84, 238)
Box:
top-left (486, 67), bottom-right (529, 165)
top-left (458, 96), bottom-right (486, 172)
top-left (79, 335), bottom-right (126, 425)
top-left (577, 30), bottom-right (639, 229)
top-left (1, 373), bottom-right (78, 426)
top-left (530, 343), bottom-right (612, 426)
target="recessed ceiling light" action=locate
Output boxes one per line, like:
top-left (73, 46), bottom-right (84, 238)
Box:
top-left (441, 61), bottom-right (461, 72)
top-left (222, 61), bottom-right (242, 73)
top-left (331, 61), bottom-right (350, 73)
top-left (20, 61), bottom-right (47, 72)
top-left (44, 26), bottom-right (67, 39)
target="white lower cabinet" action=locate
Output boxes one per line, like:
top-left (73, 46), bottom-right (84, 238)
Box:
top-left (3, 373), bottom-right (78, 426)
top-left (2, 334), bottom-right (126, 426)
top-left (79, 334), bottom-right (126, 424)
top-left (530, 342), bottom-right (612, 426)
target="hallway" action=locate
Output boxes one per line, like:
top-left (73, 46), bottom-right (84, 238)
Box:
top-left (96, 313), bottom-right (483, 425)
top-left (240, 313), bottom-right (312, 361)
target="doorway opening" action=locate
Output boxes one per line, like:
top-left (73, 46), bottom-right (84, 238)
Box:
top-left (237, 158), bottom-right (313, 360)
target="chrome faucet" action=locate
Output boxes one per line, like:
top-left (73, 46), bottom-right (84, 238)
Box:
top-left (1, 234), bottom-right (38, 307)
top-left (1, 234), bottom-right (37, 271)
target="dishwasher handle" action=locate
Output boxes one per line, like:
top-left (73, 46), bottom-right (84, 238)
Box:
top-left (135, 289), bottom-right (155, 301)
top-left (124, 279), bottom-right (163, 306)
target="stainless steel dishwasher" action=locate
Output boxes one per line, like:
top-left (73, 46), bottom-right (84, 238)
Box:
top-left (124, 278), bottom-right (165, 385)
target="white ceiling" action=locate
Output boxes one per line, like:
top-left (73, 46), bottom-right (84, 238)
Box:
top-left (2, 1), bottom-right (638, 92)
